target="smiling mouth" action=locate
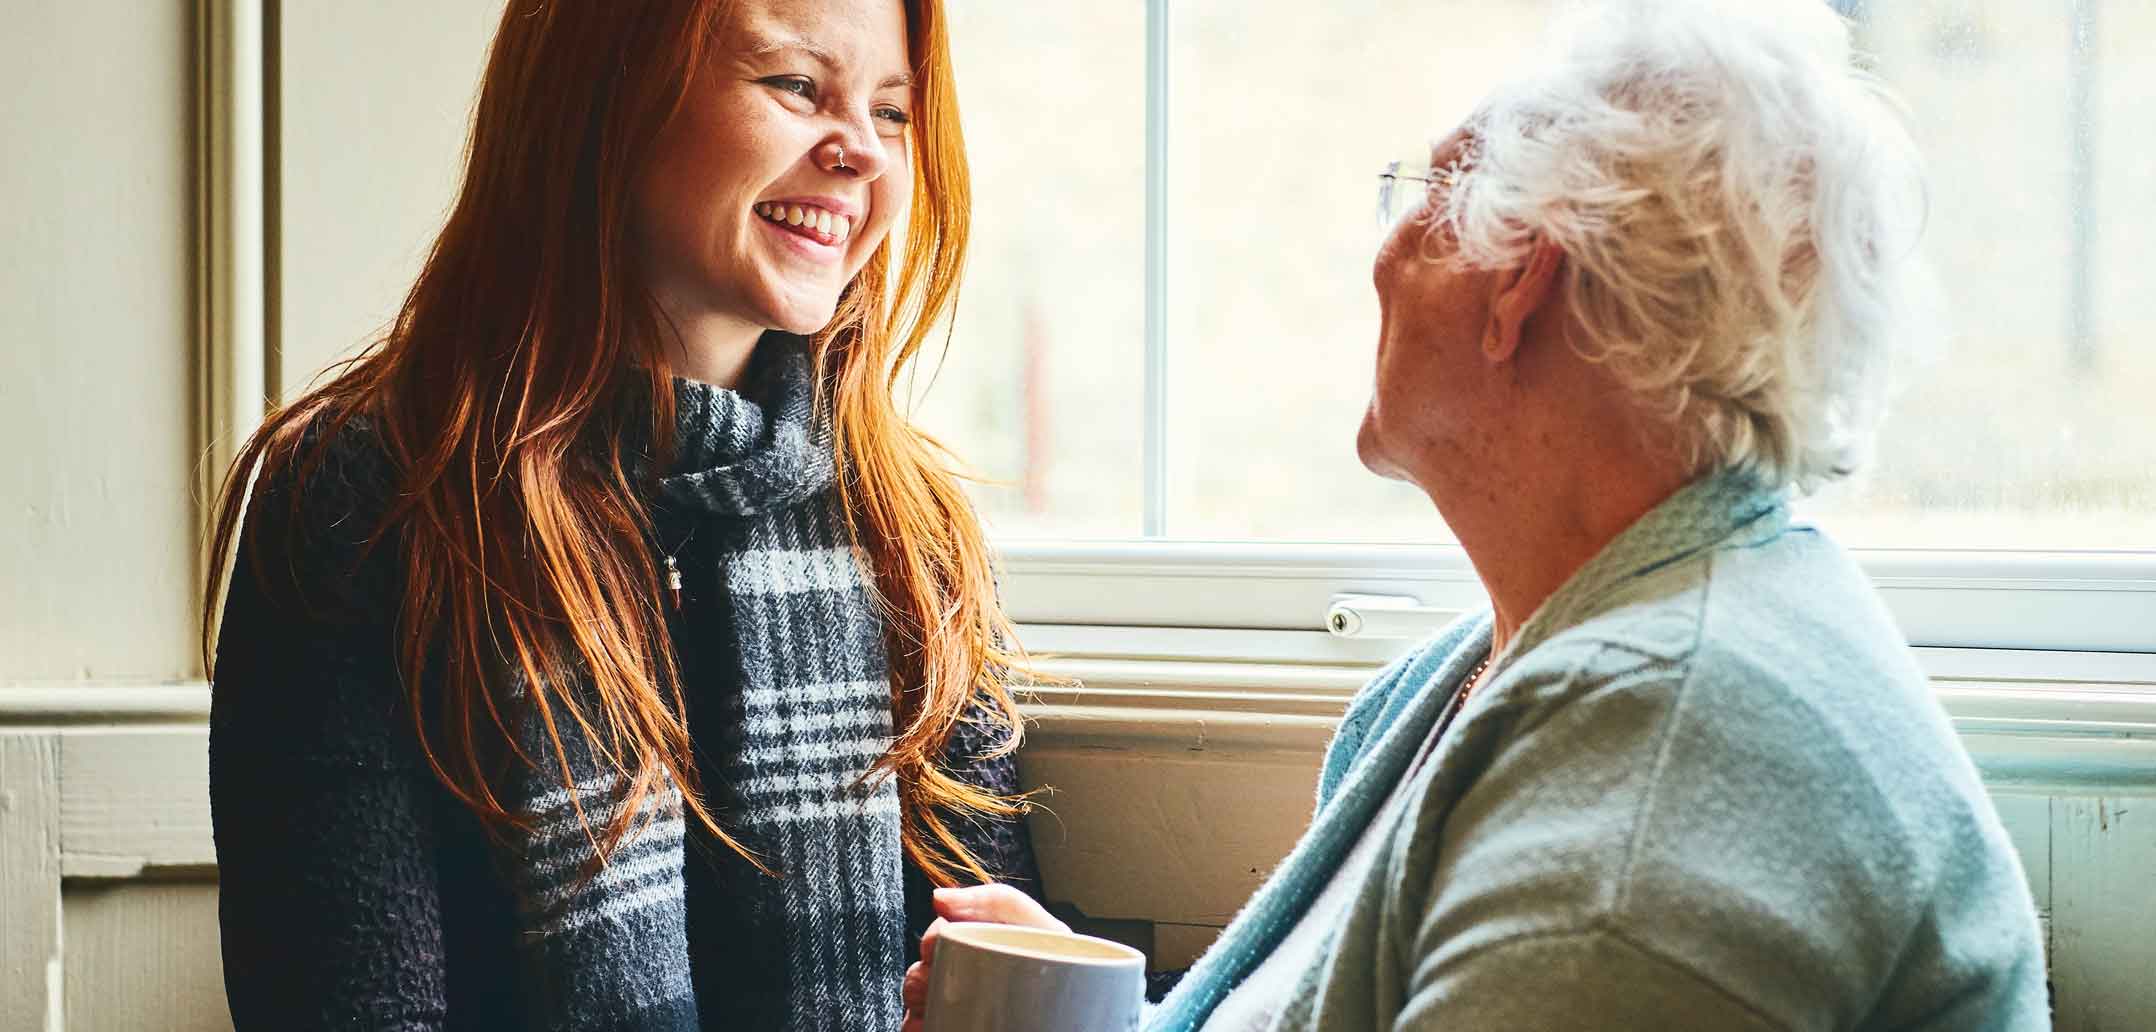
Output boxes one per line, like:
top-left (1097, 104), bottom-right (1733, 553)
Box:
top-left (754, 202), bottom-right (852, 247)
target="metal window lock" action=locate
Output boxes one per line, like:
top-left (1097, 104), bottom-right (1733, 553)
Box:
top-left (1326, 593), bottom-right (1455, 639)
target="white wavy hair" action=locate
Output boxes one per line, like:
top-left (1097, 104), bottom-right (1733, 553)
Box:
top-left (1439, 0), bottom-right (1938, 491)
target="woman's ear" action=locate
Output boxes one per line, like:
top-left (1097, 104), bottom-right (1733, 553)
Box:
top-left (1482, 238), bottom-right (1564, 362)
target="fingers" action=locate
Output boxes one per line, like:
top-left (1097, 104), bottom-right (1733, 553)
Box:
top-left (920, 916), bottom-right (949, 965)
top-left (903, 959), bottom-right (928, 1012)
top-left (906, 919), bottom-right (944, 1031)
top-left (931, 883), bottom-right (1068, 932)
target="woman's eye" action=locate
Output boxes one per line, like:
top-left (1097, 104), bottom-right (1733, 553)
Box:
top-left (763, 76), bottom-right (815, 101)
top-left (874, 106), bottom-right (911, 127)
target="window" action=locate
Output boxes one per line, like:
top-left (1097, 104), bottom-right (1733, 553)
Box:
top-left (924, 0), bottom-right (2155, 555)
top-left (918, 0), bottom-right (2156, 661)
top-left (1800, 0), bottom-right (2155, 549)
top-left (908, 3), bottom-right (1150, 538)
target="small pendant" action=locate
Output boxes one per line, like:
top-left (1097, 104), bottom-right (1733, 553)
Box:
top-left (665, 555), bottom-right (683, 610)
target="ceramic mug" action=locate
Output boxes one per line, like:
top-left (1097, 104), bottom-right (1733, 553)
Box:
top-left (923, 922), bottom-right (1146, 1032)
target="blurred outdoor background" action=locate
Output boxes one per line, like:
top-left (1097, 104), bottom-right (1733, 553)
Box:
top-left (919, 0), bottom-right (2155, 548)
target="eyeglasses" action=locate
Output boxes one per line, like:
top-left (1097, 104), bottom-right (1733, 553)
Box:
top-left (1377, 158), bottom-right (1464, 231)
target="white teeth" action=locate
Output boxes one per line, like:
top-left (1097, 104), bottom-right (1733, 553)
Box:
top-left (757, 202), bottom-right (850, 242)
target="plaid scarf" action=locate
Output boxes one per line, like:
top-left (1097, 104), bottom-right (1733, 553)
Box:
top-left (495, 338), bottom-right (906, 1032)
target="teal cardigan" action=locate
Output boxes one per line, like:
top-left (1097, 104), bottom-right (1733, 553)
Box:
top-left (1148, 471), bottom-right (2047, 1031)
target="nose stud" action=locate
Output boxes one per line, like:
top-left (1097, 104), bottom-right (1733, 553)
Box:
top-left (833, 145), bottom-right (851, 172)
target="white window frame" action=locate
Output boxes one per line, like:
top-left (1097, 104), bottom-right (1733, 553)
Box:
top-left (997, 543), bottom-right (2156, 798)
top-left (1000, 543), bottom-right (2156, 658)
top-left (1009, 1), bottom-right (2156, 682)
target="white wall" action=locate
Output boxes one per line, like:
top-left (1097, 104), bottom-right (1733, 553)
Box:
top-left (1, 0), bottom-right (200, 685)
top-left (0, 2), bottom-right (219, 1026)
top-left (273, 0), bottom-right (499, 400)
top-left (0, 2), bottom-right (494, 1027)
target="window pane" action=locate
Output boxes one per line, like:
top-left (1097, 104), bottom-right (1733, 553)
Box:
top-left (1802, 0), bottom-right (2156, 548)
top-left (1163, 1), bottom-right (1554, 542)
top-left (917, 3), bottom-right (1148, 538)
top-left (1156, 0), bottom-right (2155, 547)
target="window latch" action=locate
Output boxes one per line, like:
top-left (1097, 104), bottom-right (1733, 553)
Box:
top-left (1325, 593), bottom-right (1456, 639)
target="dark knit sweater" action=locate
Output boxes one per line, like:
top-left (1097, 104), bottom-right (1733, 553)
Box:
top-left (208, 353), bottom-right (1041, 1031)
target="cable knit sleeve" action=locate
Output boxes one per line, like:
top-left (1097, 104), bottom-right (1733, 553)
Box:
top-left (939, 704), bottom-right (1047, 895)
top-left (208, 429), bottom-right (451, 1030)
top-left (902, 695), bottom-right (1048, 950)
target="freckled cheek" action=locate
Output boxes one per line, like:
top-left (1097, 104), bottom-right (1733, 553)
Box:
top-left (860, 180), bottom-right (912, 250)
top-left (679, 113), bottom-right (770, 230)
top-left (652, 162), bottom-right (739, 252)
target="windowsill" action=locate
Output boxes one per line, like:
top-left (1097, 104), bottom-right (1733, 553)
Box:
top-left (996, 540), bottom-right (2156, 653)
top-left (1013, 624), bottom-right (2156, 798)
top-left (8, 622), bottom-right (2156, 801)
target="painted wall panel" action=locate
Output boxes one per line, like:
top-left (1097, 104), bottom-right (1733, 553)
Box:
top-left (2050, 798), bottom-right (2156, 1031)
top-left (63, 880), bottom-right (231, 1032)
top-left (0, 0), bottom-right (199, 681)
top-left (273, 0), bottom-right (500, 400)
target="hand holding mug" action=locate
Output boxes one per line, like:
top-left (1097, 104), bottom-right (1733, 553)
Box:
top-left (902, 884), bottom-right (1069, 1032)
top-left (902, 884), bottom-right (1143, 1032)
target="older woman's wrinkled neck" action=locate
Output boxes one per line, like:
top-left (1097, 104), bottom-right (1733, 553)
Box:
top-left (1431, 349), bottom-right (1693, 658)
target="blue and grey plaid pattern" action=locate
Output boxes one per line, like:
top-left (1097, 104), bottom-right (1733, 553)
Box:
top-left (497, 339), bottom-right (906, 1032)
top-left (724, 505), bottom-right (906, 1032)
top-left (501, 760), bottom-right (700, 1030)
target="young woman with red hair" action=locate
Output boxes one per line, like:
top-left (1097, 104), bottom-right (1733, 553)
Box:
top-left (205, 2), bottom-right (1038, 1028)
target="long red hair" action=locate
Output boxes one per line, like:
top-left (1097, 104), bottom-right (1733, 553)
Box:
top-left (203, 0), bottom-right (1027, 884)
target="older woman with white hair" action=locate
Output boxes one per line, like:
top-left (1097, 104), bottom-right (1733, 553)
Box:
top-left (904, 0), bottom-right (2047, 1029)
